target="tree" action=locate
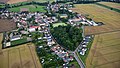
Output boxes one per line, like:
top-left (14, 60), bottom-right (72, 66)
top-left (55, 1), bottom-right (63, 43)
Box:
top-left (51, 25), bottom-right (83, 51)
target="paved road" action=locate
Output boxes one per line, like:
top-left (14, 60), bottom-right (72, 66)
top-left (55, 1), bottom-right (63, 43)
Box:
top-left (74, 52), bottom-right (85, 68)
top-left (73, 36), bottom-right (87, 68)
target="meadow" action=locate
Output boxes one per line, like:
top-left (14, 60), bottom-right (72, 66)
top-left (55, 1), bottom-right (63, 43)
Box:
top-left (9, 5), bottom-right (46, 12)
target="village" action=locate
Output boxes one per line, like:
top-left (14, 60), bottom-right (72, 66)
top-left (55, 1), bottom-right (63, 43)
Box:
top-left (0, 2), bottom-right (99, 68)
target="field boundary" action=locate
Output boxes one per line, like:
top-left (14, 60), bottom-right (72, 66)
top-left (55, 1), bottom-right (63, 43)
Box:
top-left (95, 2), bottom-right (120, 13)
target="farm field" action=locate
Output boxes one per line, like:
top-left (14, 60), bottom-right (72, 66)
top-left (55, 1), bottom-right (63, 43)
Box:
top-left (85, 31), bottom-right (120, 68)
top-left (2, 0), bottom-right (54, 4)
top-left (97, 2), bottom-right (120, 10)
top-left (71, 4), bottom-right (120, 35)
top-left (0, 33), bottom-right (3, 50)
top-left (9, 5), bottom-right (46, 12)
top-left (0, 42), bottom-right (42, 68)
top-left (0, 19), bottom-right (16, 33)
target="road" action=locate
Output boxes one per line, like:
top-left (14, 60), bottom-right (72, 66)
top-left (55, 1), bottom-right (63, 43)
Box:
top-left (74, 45), bottom-right (86, 68)
top-left (74, 52), bottom-right (85, 68)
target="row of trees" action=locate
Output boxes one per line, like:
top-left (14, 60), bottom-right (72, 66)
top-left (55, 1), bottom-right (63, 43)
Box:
top-left (51, 25), bottom-right (83, 51)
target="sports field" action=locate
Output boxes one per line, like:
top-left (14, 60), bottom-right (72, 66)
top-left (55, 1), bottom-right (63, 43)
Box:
top-left (98, 2), bottom-right (120, 10)
top-left (86, 31), bottom-right (120, 68)
top-left (0, 41), bottom-right (42, 68)
top-left (9, 5), bottom-right (46, 12)
top-left (71, 4), bottom-right (120, 35)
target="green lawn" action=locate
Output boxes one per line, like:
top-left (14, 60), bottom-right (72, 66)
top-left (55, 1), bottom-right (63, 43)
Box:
top-left (53, 23), bottom-right (67, 27)
top-left (9, 5), bottom-right (46, 12)
top-left (0, 4), bottom-right (5, 8)
top-left (33, 0), bottom-right (55, 3)
top-left (11, 38), bottom-right (28, 46)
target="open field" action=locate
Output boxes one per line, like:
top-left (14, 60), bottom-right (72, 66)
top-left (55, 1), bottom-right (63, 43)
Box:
top-left (32, 0), bottom-right (54, 3)
top-left (0, 0), bottom-right (8, 3)
top-left (71, 4), bottom-right (120, 35)
top-left (0, 39), bottom-right (42, 68)
top-left (85, 31), bottom-right (120, 68)
top-left (53, 23), bottom-right (67, 27)
top-left (9, 5), bottom-right (46, 12)
top-left (72, 4), bottom-right (120, 68)
top-left (76, 32), bottom-right (120, 68)
top-left (98, 2), bottom-right (120, 10)
top-left (0, 19), bottom-right (16, 33)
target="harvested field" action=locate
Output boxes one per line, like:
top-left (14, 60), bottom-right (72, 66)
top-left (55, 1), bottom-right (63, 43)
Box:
top-left (86, 31), bottom-right (120, 68)
top-left (1, 0), bottom-right (54, 4)
top-left (0, 42), bottom-right (42, 68)
top-left (71, 4), bottom-right (120, 35)
top-left (0, 0), bottom-right (8, 3)
top-left (0, 19), bottom-right (16, 33)
top-left (0, 33), bottom-right (3, 50)
top-left (98, 2), bottom-right (120, 10)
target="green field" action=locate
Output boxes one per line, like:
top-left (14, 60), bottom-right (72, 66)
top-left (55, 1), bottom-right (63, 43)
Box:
top-left (11, 38), bottom-right (27, 46)
top-left (0, 4), bottom-right (5, 8)
top-left (9, 5), bottom-right (46, 12)
top-left (33, 0), bottom-right (55, 3)
top-left (53, 23), bottom-right (67, 27)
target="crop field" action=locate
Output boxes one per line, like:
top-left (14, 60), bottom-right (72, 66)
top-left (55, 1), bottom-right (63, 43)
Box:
top-left (0, 19), bottom-right (16, 33)
top-left (0, 33), bottom-right (3, 50)
top-left (85, 31), bottom-right (120, 68)
top-left (9, 5), bottom-right (46, 12)
top-left (0, 0), bottom-right (54, 4)
top-left (0, 42), bottom-right (42, 68)
top-left (71, 4), bottom-right (120, 35)
top-left (97, 2), bottom-right (120, 10)
top-left (71, 4), bottom-right (120, 68)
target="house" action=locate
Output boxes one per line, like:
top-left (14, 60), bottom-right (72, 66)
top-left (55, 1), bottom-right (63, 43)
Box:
top-left (10, 35), bottom-right (21, 41)
top-left (60, 14), bottom-right (68, 19)
top-left (28, 28), bottom-right (36, 32)
top-left (28, 26), bottom-right (41, 32)
top-left (20, 30), bottom-right (29, 34)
